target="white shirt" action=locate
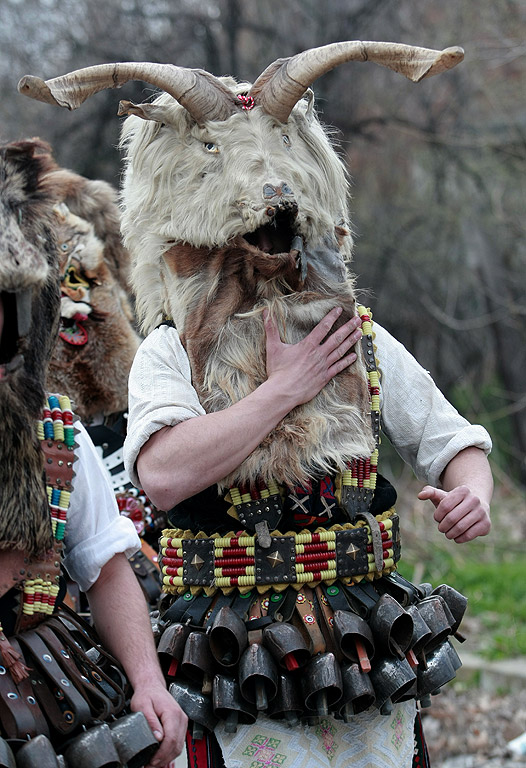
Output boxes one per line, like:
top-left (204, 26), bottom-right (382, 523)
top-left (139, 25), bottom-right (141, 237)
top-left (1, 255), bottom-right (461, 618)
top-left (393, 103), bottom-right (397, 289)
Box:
top-left (124, 323), bottom-right (491, 491)
top-left (62, 421), bottom-right (141, 592)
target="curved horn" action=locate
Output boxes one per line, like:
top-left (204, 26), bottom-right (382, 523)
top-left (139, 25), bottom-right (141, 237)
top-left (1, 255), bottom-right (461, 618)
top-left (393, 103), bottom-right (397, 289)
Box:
top-left (18, 62), bottom-right (240, 124)
top-left (249, 41), bottom-right (464, 123)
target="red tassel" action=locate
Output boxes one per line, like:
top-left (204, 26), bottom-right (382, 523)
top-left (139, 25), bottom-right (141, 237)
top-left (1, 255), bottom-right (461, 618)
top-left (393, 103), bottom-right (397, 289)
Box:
top-left (0, 632), bottom-right (32, 684)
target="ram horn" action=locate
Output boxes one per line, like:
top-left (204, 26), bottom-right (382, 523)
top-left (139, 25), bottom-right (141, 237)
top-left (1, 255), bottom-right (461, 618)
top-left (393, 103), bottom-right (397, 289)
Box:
top-left (17, 62), bottom-right (240, 125)
top-left (249, 40), bottom-right (464, 123)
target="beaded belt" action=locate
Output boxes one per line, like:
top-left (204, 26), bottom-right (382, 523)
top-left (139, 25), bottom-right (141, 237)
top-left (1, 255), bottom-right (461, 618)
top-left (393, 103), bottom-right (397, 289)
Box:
top-left (159, 512), bottom-right (400, 594)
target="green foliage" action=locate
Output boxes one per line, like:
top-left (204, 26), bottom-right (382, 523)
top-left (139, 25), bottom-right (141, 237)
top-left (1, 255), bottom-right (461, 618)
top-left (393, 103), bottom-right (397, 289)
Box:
top-left (400, 545), bottom-right (526, 660)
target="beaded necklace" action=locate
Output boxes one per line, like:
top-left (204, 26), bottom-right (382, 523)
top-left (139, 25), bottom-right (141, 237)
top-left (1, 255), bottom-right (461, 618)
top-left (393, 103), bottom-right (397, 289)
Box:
top-left (21, 394), bottom-right (76, 620)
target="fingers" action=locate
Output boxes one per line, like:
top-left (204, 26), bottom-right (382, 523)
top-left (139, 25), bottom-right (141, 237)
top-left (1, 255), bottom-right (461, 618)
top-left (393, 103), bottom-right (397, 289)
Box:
top-left (305, 306), bottom-right (345, 346)
top-left (325, 318), bottom-right (362, 366)
top-left (420, 485), bottom-right (491, 543)
top-left (132, 691), bottom-right (187, 767)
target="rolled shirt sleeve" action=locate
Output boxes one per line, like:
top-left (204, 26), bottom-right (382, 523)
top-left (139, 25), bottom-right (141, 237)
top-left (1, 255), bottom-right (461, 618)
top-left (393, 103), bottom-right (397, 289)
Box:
top-left (62, 422), bottom-right (141, 593)
top-left (123, 322), bottom-right (493, 496)
top-left (374, 323), bottom-right (492, 487)
top-left (124, 325), bottom-right (205, 487)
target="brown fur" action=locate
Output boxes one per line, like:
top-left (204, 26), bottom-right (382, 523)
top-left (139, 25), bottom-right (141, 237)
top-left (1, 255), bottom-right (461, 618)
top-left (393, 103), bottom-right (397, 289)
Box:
top-left (0, 139), bottom-right (62, 555)
top-left (162, 236), bottom-right (374, 489)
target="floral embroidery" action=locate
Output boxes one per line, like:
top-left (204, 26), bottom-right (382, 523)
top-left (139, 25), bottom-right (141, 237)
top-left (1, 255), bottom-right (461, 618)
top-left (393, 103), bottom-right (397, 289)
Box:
top-left (315, 718), bottom-right (339, 761)
top-left (242, 735), bottom-right (287, 766)
top-left (390, 709), bottom-right (405, 750)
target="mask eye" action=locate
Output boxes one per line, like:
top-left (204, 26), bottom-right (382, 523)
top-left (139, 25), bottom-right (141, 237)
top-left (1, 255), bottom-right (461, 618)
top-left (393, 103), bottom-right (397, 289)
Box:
top-left (204, 142), bottom-right (219, 154)
top-left (282, 134), bottom-right (291, 147)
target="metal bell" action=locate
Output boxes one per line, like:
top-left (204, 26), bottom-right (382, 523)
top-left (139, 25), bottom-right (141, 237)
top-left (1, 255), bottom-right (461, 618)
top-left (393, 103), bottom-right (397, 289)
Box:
top-left (181, 631), bottom-right (214, 685)
top-left (15, 735), bottom-right (60, 768)
top-left (62, 723), bottom-right (121, 768)
top-left (369, 656), bottom-right (416, 715)
top-left (209, 607), bottom-right (248, 668)
top-left (432, 585), bottom-right (468, 637)
top-left (263, 622), bottom-right (310, 671)
top-left (157, 622), bottom-right (192, 675)
top-left (406, 605), bottom-right (433, 656)
top-left (109, 712), bottom-right (160, 768)
top-left (369, 594), bottom-right (414, 659)
top-left (443, 640), bottom-right (462, 671)
top-left (333, 610), bottom-right (375, 672)
top-left (268, 673), bottom-right (304, 727)
top-left (169, 680), bottom-right (219, 741)
top-left (416, 596), bottom-right (452, 652)
top-left (339, 662), bottom-right (375, 721)
top-left (212, 675), bottom-right (257, 733)
top-left (301, 652), bottom-right (343, 717)
top-left (417, 641), bottom-right (457, 700)
top-left (0, 739), bottom-right (15, 768)
top-left (238, 643), bottom-right (278, 712)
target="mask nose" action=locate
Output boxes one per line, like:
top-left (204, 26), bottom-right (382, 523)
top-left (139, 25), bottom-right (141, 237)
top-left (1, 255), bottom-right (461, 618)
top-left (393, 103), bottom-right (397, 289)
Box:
top-left (263, 182), bottom-right (294, 201)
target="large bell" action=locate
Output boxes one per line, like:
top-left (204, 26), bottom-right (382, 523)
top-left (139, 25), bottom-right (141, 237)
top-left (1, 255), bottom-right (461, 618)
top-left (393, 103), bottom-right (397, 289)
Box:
top-left (333, 610), bottom-right (375, 672)
top-left (416, 596), bottom-right (452, 651)
top-left (209, 607), bottom-right (248, 668)
top-left (369, 656), bottom-right (416, 715)
top-left (0, 739), bottom-right (15, 768)
top-left (268, 673), bottom-right (304, 726)
top-left (432, 585), bottom-right (468, 637)
top-left (109, 711), bottom-right (159, 768)
top-left (157, 622), bottom-right (192, 676)
top-left (339, 662), bottom-right (376, 721)
top-left (169, 680), bottom-right (219, 741)
top-left (180, 631), bottom-right (214, 687)
top-left (212, 675), bottom-right (257, 733)
top-left (263, 622), bottom-right (310, 671)
top-left (406, 605), bottom-right (433, 656)
top-left (238, 643), bottom-right (278, 712)
top-left (369, 594), bottom-right (414, 659)
top-left (62, 724), bottom-right (121, 768)
top-left (13, 735), bottom-right (60, 768)
top-left (417, 641), bottom-right (457, 701)
top-left (302, 652), bottom-right (343, 717)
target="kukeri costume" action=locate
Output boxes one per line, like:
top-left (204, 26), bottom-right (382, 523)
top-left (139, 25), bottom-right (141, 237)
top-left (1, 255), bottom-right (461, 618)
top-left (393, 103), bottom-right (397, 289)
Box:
top-left (124, 320), bottom-right (491, 768)
top-left (17, 38), bottom-right (490, 768)
top-left (0, 139), bottom-right (159, 765)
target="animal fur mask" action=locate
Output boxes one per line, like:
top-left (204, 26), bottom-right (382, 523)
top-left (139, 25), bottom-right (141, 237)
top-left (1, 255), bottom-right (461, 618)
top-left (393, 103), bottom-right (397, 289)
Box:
top-left (18, 42), bottom-right (464, 489)
top-left (40, 164), bottom-right (141, 422)
top-left (0, 139), bottom-right (61, 554)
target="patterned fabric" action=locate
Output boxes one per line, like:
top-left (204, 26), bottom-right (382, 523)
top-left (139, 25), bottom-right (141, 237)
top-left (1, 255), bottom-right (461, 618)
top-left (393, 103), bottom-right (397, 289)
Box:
top-left (215, 702), bottom-right (417, 768)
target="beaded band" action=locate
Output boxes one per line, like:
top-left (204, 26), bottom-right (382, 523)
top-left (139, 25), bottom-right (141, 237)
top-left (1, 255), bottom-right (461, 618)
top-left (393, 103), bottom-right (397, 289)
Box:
top-left (21, 395), bottom-right (76, 620)
top-left (159, 512), bottom-right (400, 595)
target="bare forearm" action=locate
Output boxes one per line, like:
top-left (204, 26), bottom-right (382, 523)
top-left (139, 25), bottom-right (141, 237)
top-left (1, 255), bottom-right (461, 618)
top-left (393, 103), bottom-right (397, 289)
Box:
top-left (136, 378), bottom-right (296, 509)
top-left (440, 446), bottom-right (494, 504)
top-left (87, 553), bottom-right (164, 690)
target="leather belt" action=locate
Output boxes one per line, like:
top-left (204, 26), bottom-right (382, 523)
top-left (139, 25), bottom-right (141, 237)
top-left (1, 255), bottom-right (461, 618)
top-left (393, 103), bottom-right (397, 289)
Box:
top-left (159, 512), bottom-right (400, 594)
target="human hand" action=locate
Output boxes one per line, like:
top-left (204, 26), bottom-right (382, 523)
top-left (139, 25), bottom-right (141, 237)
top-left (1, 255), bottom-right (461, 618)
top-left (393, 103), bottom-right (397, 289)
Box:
top-left (418, 484), bottom-right (491, 543)
top-left (264, 306), bottom-right (362, 407)
top-left (131, 684), bottom-right (187, 767)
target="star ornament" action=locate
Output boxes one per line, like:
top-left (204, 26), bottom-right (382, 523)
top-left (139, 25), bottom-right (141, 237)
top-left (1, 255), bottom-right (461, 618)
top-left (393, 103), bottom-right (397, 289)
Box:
top-left (346, 543), bottom-right (360, 561)
top-left (267, 550), bottom-right (284, 568)
top-left (190, 554), bottom-right (205, 571)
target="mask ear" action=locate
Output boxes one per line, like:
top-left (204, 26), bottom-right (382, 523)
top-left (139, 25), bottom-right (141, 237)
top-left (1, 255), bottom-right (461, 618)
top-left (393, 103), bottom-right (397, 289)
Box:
top-left (118, 99), bottom-right (171, 123)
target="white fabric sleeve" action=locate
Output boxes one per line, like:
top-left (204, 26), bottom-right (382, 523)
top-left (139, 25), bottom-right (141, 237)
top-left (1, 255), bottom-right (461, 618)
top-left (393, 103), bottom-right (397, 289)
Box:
top-left (374, 323), bottom-right (492, 487)
top-left (123, 325), bottom-right (206, 487)
top-left (62, 422), bottom-right (141, 593)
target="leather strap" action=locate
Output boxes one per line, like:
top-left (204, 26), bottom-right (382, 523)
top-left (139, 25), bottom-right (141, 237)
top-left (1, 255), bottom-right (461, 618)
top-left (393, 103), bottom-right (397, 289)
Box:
top-left (0, 656), bottom-right (38, 739)
top-left (294, 586), bottom-right (326, 655)
top-left (36, 623), bottom-right (113, 720)
top-left (9, 637), bottom-right (50, 738)
top-left (15, 630), bottom-right (92, 733)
